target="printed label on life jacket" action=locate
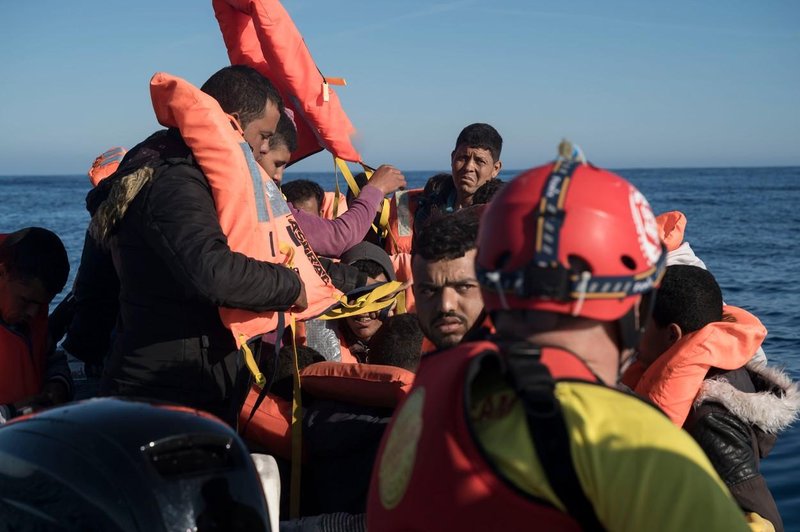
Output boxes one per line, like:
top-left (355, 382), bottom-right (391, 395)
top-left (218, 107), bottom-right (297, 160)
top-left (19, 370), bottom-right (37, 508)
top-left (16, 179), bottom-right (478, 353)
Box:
top-left (286, 218), bottom-right (332, 285)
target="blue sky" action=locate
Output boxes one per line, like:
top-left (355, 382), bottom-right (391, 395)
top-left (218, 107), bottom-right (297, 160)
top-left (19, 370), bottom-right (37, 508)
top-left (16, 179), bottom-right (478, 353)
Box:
top-left (0, 0), bottom-right (797, 175)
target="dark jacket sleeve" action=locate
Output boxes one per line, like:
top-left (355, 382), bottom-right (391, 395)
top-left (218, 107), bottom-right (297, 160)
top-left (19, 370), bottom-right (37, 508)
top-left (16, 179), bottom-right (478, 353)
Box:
top-left (62, 230), bottom-right (120, 365)
top-left (139, 164), bottom-right (301, 312)
top-left (290, 184), bottom-right (384, 258)
top-left (686, 406), bottom-right (783, 531)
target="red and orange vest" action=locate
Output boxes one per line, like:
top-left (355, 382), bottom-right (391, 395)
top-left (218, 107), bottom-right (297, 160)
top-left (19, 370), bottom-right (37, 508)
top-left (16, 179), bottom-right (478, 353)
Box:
top-left (367, 341), bottom-right (595, 531)
top-left (0, 235), bottom-right (48, 405)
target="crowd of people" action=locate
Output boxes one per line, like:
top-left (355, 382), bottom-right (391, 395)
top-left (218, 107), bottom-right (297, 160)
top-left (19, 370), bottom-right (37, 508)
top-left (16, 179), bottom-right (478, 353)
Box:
top-left (1, 64), bottom-right (797, 531)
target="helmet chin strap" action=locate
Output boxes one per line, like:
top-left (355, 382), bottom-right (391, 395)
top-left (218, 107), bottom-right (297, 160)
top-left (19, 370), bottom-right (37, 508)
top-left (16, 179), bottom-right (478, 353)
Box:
top-left (614, 308), bottom-right (640, 385)
top-left (614, 293), bottom-right (656, 383)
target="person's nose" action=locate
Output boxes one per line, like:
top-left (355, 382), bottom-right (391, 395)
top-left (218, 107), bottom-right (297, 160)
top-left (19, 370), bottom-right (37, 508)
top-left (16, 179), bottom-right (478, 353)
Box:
top-left (438, 287), bottom-right (457, 313)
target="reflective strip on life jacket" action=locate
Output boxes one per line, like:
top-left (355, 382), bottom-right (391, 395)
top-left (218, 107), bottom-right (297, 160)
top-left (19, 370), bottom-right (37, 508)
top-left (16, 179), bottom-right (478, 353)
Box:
top-left (213, 0), bottom-right (359, 164)
top-left (149, 72), bottom-right (341, 349)
top-left (385, 189), bottom-right (423, 256)
top-left (634, 305), bottom-right (767, 426)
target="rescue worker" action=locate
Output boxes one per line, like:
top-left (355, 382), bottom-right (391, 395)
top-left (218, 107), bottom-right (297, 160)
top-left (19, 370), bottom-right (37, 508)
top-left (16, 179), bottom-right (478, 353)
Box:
top-left (367, 159), bottom-right (751, 531)
top-left (0, 227), bottom-right (72, 422)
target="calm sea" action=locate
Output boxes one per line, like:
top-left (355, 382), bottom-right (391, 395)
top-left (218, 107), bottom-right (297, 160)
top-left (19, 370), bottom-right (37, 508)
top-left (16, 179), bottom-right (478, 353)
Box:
top-left (2, 167), bottom-right (799, 527)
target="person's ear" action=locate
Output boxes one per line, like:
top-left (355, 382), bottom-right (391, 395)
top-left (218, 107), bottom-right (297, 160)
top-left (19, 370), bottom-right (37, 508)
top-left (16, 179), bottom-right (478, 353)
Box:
top-left (667, 323), bottom-right (683, 345)
top-left (229, 112), bottom-right (242, 130)
top-left (491, 159), bottom-right (502, 178)
top-left (450, 150), bottom-right (456, 164)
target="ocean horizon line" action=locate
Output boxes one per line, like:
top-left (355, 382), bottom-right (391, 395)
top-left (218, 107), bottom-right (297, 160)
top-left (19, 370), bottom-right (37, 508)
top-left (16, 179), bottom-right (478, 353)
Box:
top-left (2, 163), bottom-right (800, 179)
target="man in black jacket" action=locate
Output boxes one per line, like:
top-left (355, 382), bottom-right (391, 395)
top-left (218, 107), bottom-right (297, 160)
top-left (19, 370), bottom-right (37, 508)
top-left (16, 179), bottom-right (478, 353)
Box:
top-left (81, 66), bottom-right (306, 426)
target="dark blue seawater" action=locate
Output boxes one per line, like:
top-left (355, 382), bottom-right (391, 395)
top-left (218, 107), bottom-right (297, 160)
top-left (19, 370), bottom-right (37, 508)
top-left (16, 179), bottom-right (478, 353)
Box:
top-left (2, 167), bottom-right (799, 527)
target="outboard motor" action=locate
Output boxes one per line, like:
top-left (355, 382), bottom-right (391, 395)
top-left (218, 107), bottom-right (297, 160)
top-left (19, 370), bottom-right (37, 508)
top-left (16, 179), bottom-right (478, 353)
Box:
top-left (0, 397), bottom-right (271, 531)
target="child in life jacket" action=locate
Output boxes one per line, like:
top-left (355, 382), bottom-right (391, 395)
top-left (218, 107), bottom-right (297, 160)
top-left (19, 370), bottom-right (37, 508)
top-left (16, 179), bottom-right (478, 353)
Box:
top-left (636, 265), bottom-right (798, 531)
top-left (335, 243), bottom-right (398, 363)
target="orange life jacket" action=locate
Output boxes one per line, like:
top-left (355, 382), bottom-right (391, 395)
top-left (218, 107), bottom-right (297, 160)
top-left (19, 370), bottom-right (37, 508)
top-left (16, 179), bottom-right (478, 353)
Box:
top-left (656, 210), bottom-right (687, 252)
top-left (379, 189), bottom-right (424, 312)
top-left (213, 0), bottom-right (360, 164)
top-left (366, 341), bottom-right (594, 531)
top-left (88, 146), bottom-right (127, 187)
top-left (320, 191), bottom-right (348, 220)
top-left (632, 305), bottom-right (766, 426)
top-left (0, 235), bottom-right (48, 405)
top-left (389, 252), bottom-right (415, 313)
top-left (239, 362), bottom-right (415, 460)
top-left (149, 72), bottom-right (341, 349)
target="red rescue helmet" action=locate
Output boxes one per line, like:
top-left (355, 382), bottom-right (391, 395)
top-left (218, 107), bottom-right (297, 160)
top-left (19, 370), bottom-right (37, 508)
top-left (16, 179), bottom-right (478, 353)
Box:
top-left (476, 160), bottom-right (666, 324)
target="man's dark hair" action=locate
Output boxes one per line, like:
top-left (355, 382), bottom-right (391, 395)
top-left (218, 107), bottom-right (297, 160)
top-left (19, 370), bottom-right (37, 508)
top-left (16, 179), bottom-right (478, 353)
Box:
top-left (454, 123), bottom-right (503, 162)
top-left (269, 112), bottom-right (298, 152)
top-left (0, 227), bottom-right (69, 296)
top-left (282, 179), bottom-right (324, 210)
top-left (652, 265), bottom-right (723, 333)
top-left (472, 178), bottom-right (505, 205)
top-left (412, 208), bottom-right (480, 262)
top-left (200, 65), bottom-right (284, 129)
top-left (423, 173), bottom-right (453, 198)
top-left (263, 344), bottom-right (325, 400)
top-left (368, 314), bottom-right (423, 372)
top-left (351, 259), bottom-right (388, 281)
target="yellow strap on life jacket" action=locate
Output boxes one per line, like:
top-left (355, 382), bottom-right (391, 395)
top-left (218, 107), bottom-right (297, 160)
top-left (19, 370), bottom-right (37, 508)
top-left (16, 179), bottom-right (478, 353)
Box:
top-left (242, 239), bottom-right (299, 388)
top-left (241, 334), bottom-right (267, 388)
top-left (288, 314), bottom-right (303, 519)
top-left (333, 175), bottom-right (341, 219)
top-left (334, 157), bottom-right (392, 239)
top-left (318, 281), bottom-right (407, 320)
top-left (395, 287), bottom-right (407, 315)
